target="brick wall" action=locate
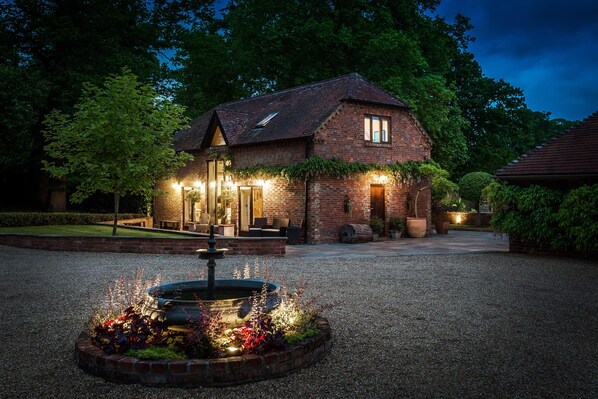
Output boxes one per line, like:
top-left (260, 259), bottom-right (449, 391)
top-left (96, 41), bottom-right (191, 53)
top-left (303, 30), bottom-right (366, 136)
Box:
top-left (312, 103), bottom-right (431, 164)
top-left (0, 234), bottom-right (287, 255)
top-left (75, 317), bottom-right (332, 387)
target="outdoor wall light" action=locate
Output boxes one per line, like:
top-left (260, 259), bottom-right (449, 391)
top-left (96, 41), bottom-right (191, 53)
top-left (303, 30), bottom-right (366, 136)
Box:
top-left (373, 174), bottom-right (389, 184)
top-left (172, 181), bottom-right (182, 189)
top-left (455, 214), bottom-right (462, 224)
top-left (193, 180), bottom-right (203, 188)
top-left (256, 179), bottom-right (265, 186)
top-left (209, 181), bottom-right (216, 188)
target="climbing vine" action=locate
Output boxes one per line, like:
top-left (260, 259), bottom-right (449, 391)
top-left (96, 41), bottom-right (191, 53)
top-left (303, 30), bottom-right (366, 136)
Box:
top-left (229, 156), bottom-right (442, 184)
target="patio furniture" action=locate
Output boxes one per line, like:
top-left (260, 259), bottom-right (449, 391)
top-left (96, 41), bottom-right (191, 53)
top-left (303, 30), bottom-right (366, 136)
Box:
top-left (286, 223), bottom-right (301, 244)
top-left (262, 218), bottom-right (290, 237)
top-left (196, 213), bottom-right (211, 233)
top-left (249, 217), bottom-right (268, 237)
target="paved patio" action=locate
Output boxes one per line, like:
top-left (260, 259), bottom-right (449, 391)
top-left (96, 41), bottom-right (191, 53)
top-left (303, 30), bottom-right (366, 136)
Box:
top-left (286, 230), bottom-right (508, 258)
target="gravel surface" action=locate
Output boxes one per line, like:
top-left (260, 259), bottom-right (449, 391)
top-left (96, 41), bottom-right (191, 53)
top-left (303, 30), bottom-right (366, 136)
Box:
top-left (1, 245), bottom-right (597, 398)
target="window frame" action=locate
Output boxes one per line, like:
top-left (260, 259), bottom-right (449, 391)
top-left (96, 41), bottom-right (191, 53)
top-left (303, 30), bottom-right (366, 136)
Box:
top-left (364, 114), bottom-right (391, 144)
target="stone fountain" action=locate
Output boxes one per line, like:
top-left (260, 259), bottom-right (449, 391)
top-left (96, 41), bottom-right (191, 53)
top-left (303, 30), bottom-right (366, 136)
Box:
top-left (142, 225), bottom-right (280, 326)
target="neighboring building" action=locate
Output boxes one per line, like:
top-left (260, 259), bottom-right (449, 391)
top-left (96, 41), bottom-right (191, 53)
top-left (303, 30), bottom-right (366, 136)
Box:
top-left (495, 110), bottom-right (598, 188)
top-left (154, 73), bottom-right (432, 244)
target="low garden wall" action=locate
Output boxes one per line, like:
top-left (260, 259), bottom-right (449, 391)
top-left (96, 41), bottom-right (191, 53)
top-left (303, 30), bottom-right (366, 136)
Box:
top-left (435, 211), bottom-right (492, 226)
top-left (0, 234), bottom-right (287, 256)
top-left (75, 317), bottom-right (332, 387)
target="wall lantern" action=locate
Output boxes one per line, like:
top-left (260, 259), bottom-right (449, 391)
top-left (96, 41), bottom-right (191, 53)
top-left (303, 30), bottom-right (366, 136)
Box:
top-left (373, 174), bottom-right (389, 184)
top-left (193, 180), bottom-right (203, 188)
top-left (455, 214), bottom-right (462, 224)
top-left (172, 181), bottom-right (183, 189)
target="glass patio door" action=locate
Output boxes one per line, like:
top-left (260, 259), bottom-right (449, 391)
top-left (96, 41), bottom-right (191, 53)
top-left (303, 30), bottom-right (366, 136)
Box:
top-left (239, 186), bottom-right (263, 232)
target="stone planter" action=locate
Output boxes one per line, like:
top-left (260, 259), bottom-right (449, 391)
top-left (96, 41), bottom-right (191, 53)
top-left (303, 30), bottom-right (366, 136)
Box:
top-left (406, 217), bottom-right (426, 238)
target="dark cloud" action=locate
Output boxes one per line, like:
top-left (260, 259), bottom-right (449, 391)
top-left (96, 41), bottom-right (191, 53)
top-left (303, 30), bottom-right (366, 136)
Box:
top-left (434, 0), bottom-right (598, 120)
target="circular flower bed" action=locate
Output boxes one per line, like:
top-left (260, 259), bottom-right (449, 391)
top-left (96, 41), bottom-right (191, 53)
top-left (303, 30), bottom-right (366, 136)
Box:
top-left (75, 316), bottom-right (332, 387)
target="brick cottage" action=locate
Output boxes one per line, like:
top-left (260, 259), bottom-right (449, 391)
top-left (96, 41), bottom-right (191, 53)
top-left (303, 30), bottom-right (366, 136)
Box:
top-left (154, 73), bottom-right (432, 244)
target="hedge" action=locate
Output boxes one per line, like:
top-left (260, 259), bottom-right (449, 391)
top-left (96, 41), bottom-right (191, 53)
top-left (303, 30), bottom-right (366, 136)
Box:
top-left (0, 213), bottom-right (145, 228)
top-left (484, 182), bottom-right (598, 256)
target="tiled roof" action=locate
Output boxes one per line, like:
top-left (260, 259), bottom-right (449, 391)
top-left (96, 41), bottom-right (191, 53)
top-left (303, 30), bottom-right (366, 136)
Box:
top-left (174, 73), bottom-right (410, 151)
top-left (495, 110), bottom-right (598, 179)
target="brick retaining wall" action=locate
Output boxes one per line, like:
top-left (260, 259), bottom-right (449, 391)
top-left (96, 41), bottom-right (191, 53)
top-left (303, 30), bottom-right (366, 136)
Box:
top-left (0, 234), bottom-right (287, 256)
top-left (75, 317), bottom-right (332, 387)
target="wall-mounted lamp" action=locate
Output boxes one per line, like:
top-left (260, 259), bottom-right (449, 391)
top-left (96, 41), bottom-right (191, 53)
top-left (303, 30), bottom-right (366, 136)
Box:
top-left (193, 180), bottom-right (203, 188)
top-left (209, 181), bottom-right (216, 188)
top-left (455, 214), bottom-right (462, 224)
top-left (373, 174), bottom-right (389, 184)
top-left (172, 181), bottom-right (183, 189)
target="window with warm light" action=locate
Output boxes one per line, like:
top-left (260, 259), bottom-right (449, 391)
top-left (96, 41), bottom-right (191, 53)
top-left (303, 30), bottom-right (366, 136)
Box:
top-left (364, 115), bottom-right (390, 143)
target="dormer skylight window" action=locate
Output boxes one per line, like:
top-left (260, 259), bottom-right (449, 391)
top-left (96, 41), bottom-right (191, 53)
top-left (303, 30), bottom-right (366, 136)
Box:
top-left (255, 112), bottom-right (278, 128)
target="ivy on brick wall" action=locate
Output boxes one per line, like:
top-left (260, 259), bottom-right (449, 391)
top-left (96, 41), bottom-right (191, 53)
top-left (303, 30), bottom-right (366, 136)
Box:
top-left (229, 156), bottom-right (437, 183)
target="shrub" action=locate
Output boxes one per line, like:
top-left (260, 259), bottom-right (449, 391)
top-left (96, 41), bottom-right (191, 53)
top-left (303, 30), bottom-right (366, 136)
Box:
top-left (369, 216), bottom-right (384, 234)
top-left (92, 306), bottom-right (174, 354)
top-left (558, 184), bottom-right (598, 254)
top-left (0, 212), bottom-right (144, 227)
top-left (459, 172), bottom-right (493, 203)
top-left (389, 217), bottom-right (404, 231)
top-left (484, 181), bottom-right (563, 243)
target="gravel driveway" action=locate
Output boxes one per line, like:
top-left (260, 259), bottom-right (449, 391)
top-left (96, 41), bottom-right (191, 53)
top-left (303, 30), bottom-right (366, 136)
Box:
top-left (1, 245), bottom-right (597, 398)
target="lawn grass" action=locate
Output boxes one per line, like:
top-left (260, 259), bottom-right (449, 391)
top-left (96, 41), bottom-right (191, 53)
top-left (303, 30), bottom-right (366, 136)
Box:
top-left (0, 225), bottom-right (192, 238)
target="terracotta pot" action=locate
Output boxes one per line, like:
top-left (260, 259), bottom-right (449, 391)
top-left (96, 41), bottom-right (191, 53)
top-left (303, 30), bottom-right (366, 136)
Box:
top-left (406, 217), bottom-right (426, 238)
top-left (435, 221), bottom-right (450, 234)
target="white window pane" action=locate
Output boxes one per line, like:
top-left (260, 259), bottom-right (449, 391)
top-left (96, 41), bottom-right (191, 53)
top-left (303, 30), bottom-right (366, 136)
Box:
top-left (382, 118), bottom-right (389, 142)
top-left (372, 116), bottom-right (380, 143)
top-left (364, 116), bottom-right (371, 140)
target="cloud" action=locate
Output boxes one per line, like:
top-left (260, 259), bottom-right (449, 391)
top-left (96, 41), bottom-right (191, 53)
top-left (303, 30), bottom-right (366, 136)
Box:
top-left (434, 0), bottom-right (598, 120)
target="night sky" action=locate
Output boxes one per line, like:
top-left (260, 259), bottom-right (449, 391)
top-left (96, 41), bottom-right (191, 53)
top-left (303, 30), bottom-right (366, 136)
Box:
top-left (433, 0), bottom-right (598, 121)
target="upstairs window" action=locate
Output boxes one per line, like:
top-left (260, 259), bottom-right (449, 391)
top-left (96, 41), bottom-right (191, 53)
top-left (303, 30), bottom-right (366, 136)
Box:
top-left (364, 115), bottom-right (390, 143)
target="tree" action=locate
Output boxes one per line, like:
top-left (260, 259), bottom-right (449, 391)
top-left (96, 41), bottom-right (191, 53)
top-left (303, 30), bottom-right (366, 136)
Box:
top-left (43, 69), bottom-right (192, 235)
top-left (174, 0), bottom-right (469, 171)
top-left (1, 0), bottom-right (193, 209)
top-left (458, 171), bottom-right (492, 225)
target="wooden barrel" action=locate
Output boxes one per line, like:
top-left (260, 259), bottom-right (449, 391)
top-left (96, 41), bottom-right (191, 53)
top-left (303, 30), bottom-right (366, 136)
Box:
top-left (339, 224), bottom-right (372, 243)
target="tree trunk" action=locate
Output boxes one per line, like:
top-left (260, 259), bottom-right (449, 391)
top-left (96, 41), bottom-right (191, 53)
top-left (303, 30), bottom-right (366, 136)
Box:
top-left (113, 190), bottom-right (120, 236)
top-left (414, 185), bottom-right (430, 219)
top-left (476, 200), bottom-right (481, 226)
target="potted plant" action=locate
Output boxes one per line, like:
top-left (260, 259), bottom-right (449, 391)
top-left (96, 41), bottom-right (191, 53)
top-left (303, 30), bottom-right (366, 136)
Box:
top-left (369, 216), bottom-right (384, 241)
top-left (185, 189), bottom-right (203, 231)
top-left (389, 217), bottom-right (404, 239)
top-left (407, 163), bottom-right (458, 238)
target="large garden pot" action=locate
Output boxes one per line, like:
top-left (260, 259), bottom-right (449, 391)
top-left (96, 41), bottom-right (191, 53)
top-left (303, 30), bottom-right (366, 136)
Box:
top-left (435, 221), bottom-right (450, 234)
top-left (406, 217), bottom-right (426, 238)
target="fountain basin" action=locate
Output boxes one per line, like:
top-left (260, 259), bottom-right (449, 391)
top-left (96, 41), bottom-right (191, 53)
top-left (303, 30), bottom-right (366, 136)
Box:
top-left (142, 278), bottom-right (280, 326)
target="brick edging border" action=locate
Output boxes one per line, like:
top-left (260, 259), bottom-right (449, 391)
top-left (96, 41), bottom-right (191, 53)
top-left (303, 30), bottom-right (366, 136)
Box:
top-left (75, 317), bottom-right (332, 387)
top-left (0, 234), bottom-right (287, 255)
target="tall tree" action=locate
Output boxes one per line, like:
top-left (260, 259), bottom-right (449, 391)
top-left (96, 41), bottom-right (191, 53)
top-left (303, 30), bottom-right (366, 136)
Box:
top-left (43, 69), bottom-right (192, 235)
top-left (175, 0), bottom-right (469, 171)
top-left (0, 0), bottom-right (188, 209)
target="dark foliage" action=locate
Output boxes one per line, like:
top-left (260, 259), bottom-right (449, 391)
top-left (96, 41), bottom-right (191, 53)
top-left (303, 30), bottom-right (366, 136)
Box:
top-left (92, 306), bottom-right (174, 355)
top-left (0, 212), bottom-right (143, 228)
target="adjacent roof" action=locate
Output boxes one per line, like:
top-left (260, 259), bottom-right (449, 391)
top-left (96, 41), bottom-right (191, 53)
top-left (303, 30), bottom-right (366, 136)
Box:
top-left (495, 110), bottom-right (598, 180)
top-left (174, 73), bottom-right (410, 151)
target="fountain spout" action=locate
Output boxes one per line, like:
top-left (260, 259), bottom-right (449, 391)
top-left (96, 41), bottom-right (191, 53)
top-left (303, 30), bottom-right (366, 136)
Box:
top-left (197, 224), bottom-right (228, 300)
